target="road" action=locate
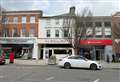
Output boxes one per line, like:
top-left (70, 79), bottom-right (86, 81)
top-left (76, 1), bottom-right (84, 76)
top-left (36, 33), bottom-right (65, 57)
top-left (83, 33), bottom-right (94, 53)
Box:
top-left (0, 64), bottom-right (120, 82)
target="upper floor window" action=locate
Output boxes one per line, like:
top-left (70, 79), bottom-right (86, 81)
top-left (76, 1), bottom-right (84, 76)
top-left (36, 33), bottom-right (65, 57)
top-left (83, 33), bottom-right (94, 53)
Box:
top-left (86, 28), bottom-right (93, 36)
top-left (22, 16), bottom-right (26, 23)
top-left (30, 16), bottom-right (35, 23)
top-left (105, 28), bottom-right (111, 37)
top-left (55, 19), bottom-right (60, 25)
top-left (13, 17), bottom-right (18, 24)
top-left (86, 22), bottom-right (93, 27)
top-left (4, 17), bottom-right (9, 24)
top-left (104, 22), bottom-right (111, 27)
top-left (21, 24), bottom-right (28, 37)
top-left (12, 25), bottom-right (19, 37)
top-left (46, 19), bottom-right (51, 25)
top-left (95, 22), bottom-right (102, 27)
top-left (55, 30), bottom-right (59, 37)
top-left (95, 27), bottom-right (102, 37)
top-left (46, 30), bottom-right (50, 37)
top-left (63, 29), bottom-right (69, 37)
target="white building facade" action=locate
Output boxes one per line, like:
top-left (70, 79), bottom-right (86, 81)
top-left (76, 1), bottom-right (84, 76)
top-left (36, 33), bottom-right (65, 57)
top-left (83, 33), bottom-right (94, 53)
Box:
top-left (38, 16), bottom-right (75, 60)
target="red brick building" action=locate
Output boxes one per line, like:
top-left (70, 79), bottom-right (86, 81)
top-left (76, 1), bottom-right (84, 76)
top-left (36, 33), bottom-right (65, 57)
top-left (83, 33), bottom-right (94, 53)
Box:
top-left (0, 10), bottom-right (42, 59)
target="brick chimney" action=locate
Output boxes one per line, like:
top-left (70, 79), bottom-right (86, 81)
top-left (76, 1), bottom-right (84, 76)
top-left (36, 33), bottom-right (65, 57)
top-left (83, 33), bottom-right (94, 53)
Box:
top-left (69, 6), bottom-right (75, 15)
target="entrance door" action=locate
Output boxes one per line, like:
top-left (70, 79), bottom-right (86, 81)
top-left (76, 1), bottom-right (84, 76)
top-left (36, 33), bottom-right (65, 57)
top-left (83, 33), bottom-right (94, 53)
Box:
top-left (49, 50), bottom-right (52, 58)
top-left (96, 49), bottom-right (101, 60)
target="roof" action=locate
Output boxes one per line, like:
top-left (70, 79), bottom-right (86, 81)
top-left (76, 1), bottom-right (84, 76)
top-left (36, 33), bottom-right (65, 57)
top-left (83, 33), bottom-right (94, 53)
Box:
top-left (112, 12), bottom-right (120, 16)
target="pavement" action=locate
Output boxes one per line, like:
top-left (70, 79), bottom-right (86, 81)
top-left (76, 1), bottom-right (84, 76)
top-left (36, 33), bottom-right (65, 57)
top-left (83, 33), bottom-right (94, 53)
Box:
top-left (5, 59), bottom-right (120, 69)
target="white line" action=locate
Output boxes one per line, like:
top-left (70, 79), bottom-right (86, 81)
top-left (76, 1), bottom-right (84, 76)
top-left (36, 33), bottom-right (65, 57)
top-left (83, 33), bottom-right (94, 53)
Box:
top-left (46, 76), bottom-right (54, 81)
top-left (94, 78), bottom-right (100, 82)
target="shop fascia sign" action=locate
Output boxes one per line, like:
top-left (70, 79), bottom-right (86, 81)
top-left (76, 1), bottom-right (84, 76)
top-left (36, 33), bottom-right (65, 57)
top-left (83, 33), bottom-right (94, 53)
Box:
top-left (45, 38), bottom-right (69, 44)
top-left (0, 37), bottom-right (36, 44)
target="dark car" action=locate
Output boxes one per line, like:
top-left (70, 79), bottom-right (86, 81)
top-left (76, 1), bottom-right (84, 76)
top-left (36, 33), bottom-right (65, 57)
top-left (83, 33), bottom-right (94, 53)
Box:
top-left (0, 55), bottom-right (5, 65)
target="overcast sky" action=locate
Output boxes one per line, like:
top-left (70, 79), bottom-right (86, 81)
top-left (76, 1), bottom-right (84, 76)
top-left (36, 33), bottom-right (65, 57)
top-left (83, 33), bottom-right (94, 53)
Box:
top-left (0, 0), bottom-right (120, 16)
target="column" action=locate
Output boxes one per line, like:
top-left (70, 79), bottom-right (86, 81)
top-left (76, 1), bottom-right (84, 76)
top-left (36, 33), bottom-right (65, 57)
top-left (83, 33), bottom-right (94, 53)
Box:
top-left (32, 43), bottom-right (38, 60)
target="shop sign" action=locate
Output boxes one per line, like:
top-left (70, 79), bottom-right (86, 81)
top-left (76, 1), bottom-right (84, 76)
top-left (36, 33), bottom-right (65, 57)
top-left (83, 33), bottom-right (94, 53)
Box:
top-left (80, 39), bottom-right (112, 45)
top-left (0, 38), bottom-right (35, 44)
top-left (38, 38), bottom-right (70, 44)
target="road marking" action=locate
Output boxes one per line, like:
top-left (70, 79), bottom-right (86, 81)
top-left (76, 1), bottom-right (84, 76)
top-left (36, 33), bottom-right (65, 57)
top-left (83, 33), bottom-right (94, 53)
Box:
top-left (46, 76), bottom-right (54, 81)
top-left (94, 78), bottom-right (100, 82)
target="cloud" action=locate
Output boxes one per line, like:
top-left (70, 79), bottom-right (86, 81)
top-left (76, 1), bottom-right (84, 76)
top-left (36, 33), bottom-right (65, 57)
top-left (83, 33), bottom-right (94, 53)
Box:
top-left (31, 0), bottom-right (50, 10)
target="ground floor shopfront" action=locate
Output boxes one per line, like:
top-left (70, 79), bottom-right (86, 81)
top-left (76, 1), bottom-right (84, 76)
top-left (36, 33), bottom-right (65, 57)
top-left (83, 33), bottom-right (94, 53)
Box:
top-left (37, 38), bottom-right (74, 61)
top-left (0, 37), bottom-right (38, 59)
top-left (80, 39), bottom-right (113, 61)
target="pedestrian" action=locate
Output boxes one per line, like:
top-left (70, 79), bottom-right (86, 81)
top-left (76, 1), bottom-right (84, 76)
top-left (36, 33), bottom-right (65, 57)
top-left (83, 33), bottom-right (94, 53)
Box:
top-left (9, 51), bottom-right (14, 64)
top-left (106, 55), bottom-right (110, 63)
top-left (112, 54), bottom-right (115, 62)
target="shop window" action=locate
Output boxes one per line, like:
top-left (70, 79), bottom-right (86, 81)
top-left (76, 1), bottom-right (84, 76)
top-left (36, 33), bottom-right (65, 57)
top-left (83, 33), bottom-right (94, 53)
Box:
top-left (54, 49), bottom-right (67, 54)
top-left (46, 30), bottom-right (50, 37)
top-left (55, 29), bottom-right (59, 37)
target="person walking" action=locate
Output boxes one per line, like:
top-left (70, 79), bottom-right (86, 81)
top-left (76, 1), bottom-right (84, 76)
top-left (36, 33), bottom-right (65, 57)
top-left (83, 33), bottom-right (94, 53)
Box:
top-left (112, 54), bottom-right (115, 62)
top-left (106, 55), bottom-right (110, 63)
top-left (9, 51), bottom-right (14, 64)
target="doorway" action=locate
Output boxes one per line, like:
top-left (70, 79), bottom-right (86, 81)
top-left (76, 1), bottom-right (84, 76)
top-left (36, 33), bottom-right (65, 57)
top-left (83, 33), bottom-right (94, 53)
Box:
top-left (49, 50), bottom-right (52, 58)
top-left (96, 49), bottom-right (102, 60)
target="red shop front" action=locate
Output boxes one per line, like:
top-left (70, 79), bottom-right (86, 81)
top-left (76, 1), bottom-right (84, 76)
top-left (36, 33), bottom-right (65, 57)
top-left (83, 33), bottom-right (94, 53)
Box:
top-left (79, 39), bottom-right (112, 60)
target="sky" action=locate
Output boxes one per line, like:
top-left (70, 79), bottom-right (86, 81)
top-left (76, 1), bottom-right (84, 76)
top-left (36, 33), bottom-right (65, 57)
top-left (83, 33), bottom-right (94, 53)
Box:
top-left (0, 0), bottom-right (120, 16)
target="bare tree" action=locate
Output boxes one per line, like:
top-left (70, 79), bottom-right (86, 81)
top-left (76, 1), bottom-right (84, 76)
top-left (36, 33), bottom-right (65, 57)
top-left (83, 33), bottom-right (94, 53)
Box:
top-left (63, 8), bottom-right (93, 55)
top-left (0, 5), bottom-right (9, 37)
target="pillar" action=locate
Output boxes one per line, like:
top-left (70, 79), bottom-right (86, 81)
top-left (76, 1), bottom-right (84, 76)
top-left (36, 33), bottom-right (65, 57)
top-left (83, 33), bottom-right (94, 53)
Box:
top-left (32, 43), bottom-right (38, 60)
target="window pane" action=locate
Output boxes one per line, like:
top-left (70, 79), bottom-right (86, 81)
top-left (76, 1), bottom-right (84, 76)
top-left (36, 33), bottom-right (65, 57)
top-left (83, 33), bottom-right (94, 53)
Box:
top-left (95, 22), bottom-right (102, 27)
top-left (30, 16), bottom-right (35, 23)
top-left (86, 22), bottom-right (93, 27)
top-left (13, 17), bottom-right (18, 24)
top-left (29, 25), bottom-right (35, 37)
top-left (104, 22), bottom-right (111, 27)
top-left (64, 29), bottom-right (69, 37)
top-left (12, 25), bottom-right (19, 37)
top-left (55, 30), bottom-right (59, 37)
top-left (54, 49), bottom-right (67, 54)
top-left (46, 30), bottom-right (50, 37)
top-left (105, 28), bottom-right (111, 36)
top-left (22, 16), bottom-right (26, 23)
top-left (21, 24), bottom-right (28, 37)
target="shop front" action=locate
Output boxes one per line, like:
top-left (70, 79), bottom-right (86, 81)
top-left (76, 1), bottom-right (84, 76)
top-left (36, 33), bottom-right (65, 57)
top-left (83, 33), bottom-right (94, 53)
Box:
top-left (38, 38), bottom-right (74, 60)
top-left (80, 39), bottom-right (112, 61)
top-left (0, 37), bottom-right (38, 60)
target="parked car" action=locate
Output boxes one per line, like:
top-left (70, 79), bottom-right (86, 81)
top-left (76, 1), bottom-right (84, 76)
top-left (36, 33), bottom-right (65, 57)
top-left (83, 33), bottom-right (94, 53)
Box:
top-left (58, 56), bottom-right (102, 70)
top-left (0, 55), bottom-right (6, 65)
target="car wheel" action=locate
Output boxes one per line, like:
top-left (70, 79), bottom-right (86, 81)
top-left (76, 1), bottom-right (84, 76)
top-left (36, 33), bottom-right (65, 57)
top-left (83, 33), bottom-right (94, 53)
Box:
top-left (64, 62), bottom-right (71, 69)
top-left (90, 63), bottom-right (97, 70)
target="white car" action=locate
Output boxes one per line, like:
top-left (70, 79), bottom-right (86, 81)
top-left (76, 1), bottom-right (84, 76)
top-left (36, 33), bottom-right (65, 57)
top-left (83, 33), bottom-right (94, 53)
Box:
top-left (58, 56), bottom-right (102, 70)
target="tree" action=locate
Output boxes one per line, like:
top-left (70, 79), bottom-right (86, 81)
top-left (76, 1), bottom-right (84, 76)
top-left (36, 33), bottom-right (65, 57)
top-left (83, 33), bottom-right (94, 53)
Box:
top-left (0, 5), bottom-right (9, 37)
top-left (63, 7), bottom-right (93, 55)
